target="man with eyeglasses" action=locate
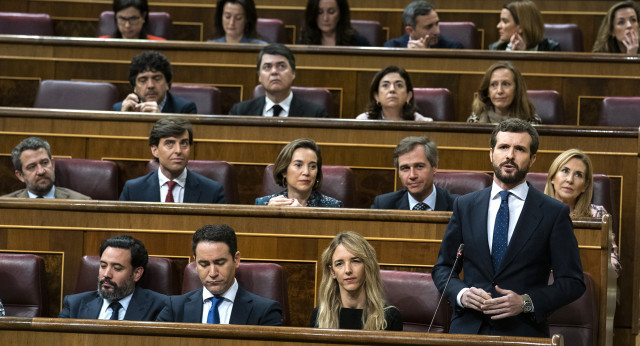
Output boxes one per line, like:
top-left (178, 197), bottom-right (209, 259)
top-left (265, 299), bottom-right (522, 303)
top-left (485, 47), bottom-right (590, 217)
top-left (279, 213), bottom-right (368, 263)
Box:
top-left (119, 117), bottom-right (225, 204)
top-left (229, 43), bottom-right (327, 117)
top-left (113, 51), bottom-right (197, 114)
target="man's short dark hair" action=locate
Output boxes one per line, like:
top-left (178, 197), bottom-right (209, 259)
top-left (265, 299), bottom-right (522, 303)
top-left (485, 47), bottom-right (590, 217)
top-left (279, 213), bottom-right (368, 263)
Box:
top-left (11, 137), bottom-right (52, 172)
top-left (403, 0), bottom-right (436, 28)
top-left (490, 118), bottom-right (539, 156)
top-left (148, 117), bottom-right (194, 147)
top-left (128, 50), bottom-right (173, 87)
top-left (393, 136), bottom-right (438, 169)
top-left (192, 224), bottom-right (237, 257)
top-left (99, 235), bottom-right (149, 269)
top-left (256, 43), bottom-right (296, 72)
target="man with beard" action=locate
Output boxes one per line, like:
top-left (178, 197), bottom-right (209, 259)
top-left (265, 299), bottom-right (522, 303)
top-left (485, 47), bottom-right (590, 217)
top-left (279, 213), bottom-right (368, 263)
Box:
top-left (229, 43), bottom-right (327, 117)
top-left (59, 235), bottom-right (167, 320)
top-left (432, 119), bottom-right (584, 337)
top-left (2, 137), bottom-right (90, 199)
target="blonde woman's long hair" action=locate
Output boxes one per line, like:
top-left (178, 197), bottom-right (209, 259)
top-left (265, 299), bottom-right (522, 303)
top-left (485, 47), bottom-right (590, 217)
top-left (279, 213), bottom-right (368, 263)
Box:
top-left (544, 149), bottom-right (594, 217)
top-left (315, 231), bottom-right (388, 330)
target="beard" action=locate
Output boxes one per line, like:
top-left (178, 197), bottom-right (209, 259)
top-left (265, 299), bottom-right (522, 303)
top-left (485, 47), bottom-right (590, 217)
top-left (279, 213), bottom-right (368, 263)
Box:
top-left (97, 276), bottom-right (135, 301)
top-left (29, 176), bottom-right (54, 196)
top-left (493, 158), bottom-right (529, 185)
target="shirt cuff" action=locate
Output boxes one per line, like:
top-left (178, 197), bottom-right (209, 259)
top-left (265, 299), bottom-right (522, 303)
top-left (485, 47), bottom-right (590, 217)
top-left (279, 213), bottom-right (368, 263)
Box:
top-left (456, 288), bottom-right (469, 307)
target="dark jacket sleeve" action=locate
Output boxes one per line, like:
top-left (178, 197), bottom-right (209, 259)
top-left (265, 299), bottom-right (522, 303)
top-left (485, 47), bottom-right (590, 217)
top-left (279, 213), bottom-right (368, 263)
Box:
top-left (58, 295), bottom-right (72, 318)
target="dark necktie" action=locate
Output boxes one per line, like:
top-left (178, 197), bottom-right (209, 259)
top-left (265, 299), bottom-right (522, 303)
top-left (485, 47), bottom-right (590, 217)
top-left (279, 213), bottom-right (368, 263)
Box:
top-left (109, 301), bottom-right (122, 320)
top-left (272, 104), bottom-right (283, 117)
top-left (492, 190), bottom-right (510, 271)
top-left (165, 180), bottom-right (177, 202)
top-left (206, 296), bottom-right (223, 324)
top-left (412, 202), bottom-right (430, 211)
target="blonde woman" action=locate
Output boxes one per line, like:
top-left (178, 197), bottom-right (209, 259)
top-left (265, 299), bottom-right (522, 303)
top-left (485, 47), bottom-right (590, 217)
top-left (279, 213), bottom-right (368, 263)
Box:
top-left (310, 231), bottom-right (402, 330)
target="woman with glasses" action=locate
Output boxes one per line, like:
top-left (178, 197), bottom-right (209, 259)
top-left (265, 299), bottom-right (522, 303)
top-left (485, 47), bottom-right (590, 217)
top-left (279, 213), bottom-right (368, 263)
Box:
top-left (100, 0), bottom-right (166, 40)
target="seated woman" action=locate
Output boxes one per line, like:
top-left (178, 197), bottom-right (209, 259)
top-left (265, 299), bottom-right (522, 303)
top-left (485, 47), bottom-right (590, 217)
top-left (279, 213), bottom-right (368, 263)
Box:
top-left (467, 61), bottom-right (541, 124)
top-left (489, 0), bottom-right (559, 51)
top-left (543, 149), bottom-right (621, 275)
top-left (209, 0), bottom-right (266, 44)
top-left (593, 1), bottom-right (639, 54)
top-left (310, 231), bottom-right (402, 330)
top-left (356, 66), bottom-right (432, 121)
top-left (101, 0), bottom-right (165, 40)
top-left (255, 138), bottom-right (343, 207)
top-left (299, 0), bottom-right (370, 46)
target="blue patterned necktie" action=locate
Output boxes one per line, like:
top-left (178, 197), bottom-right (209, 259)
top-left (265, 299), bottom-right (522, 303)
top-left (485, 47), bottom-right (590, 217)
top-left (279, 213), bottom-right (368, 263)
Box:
top-left (206, 296), bottom-right (223, 324)
top-left (412, 202), bottom-right (430, 211)
top-left (492, 190), bottom-right (510, 271)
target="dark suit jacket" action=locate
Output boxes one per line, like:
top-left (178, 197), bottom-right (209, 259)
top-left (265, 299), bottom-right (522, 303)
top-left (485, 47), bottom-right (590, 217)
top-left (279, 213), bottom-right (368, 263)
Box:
top-left (431, 184), bottom-right (585, 337)
top-left (371, 186), bottom-right (457, 211)
top-left (58, 287), bottom-right (167, 321)
top-left (156, 286), bottom-right (283, 326)
top-left (2, 186), bottom-right (91, 200)
top-left (384, 34), bottom-right (464, 49)
top-left (119, 169), bottom-right (225, 204)
top-left (228, 94), bottom-right (328, 117)
top-left (112, 92), bottom-right (197, 114)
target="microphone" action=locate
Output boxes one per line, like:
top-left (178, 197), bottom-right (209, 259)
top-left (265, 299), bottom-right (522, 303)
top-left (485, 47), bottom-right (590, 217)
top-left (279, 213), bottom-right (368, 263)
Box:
top-left (427, 243), bottom-right (464, 333)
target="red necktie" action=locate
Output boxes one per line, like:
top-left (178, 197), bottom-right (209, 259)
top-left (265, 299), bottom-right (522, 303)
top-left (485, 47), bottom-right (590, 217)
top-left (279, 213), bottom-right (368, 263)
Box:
top-left (165, 180), bottom-right (177, 202)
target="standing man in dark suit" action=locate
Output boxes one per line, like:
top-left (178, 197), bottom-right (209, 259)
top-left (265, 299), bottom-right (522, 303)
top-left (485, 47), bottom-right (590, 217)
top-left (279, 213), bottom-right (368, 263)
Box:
top-left (432, 119), bottom-right (585, 337)
top-left (59, 235), bottom-right (167, 320)
top-left (372, 136), bottom-right (457, 211)
top-left (157, 224), bottom-right (283, 325)
top-left (2, 137), bottom-right (90, 200)
top-left (113, 50), bottom-right (197, 114)
top-left (119, 117), bottom-right (225, 203)
top-left (229, 43), bottom-right (328, 118)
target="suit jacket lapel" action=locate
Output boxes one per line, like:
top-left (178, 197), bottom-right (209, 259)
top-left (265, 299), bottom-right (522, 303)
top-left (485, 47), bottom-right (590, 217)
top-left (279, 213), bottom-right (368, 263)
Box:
top-left (229, 286), bottom-right (252, 324)
top-left (398, 190), bottom-right (410, 210)
top-left (251, 97), bottom-right (266, 115)
top-left (185, 290), bottom-right (204, 323)
top-left (54, 187), bottom-right (70, 199)
top-left (496, 184), bottom-right (543, 276)
top-left (145, 171), bottom-right (162, 201)
top-left (472, 188), bottom-right (494, 276)
top-left (123, 287), bottom-right (146, 320)
top-left (79, 293), bottom-right (103, 319)
top-left (183, 170), bottom-right (200, 203)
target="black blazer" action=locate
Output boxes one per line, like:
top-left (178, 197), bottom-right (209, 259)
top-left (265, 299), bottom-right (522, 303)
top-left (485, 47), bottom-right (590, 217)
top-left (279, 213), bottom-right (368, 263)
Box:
top-left (119, 169), bottom-right (225, 204)
top-left (58, 287), bottom-right (167, 321)
top-left (371, 186), bottom-right (458, 211)
top-left (431, 184), bottom-right (585, 337)
top-left (156, 286), bottom-right (283, 326)
top-left (229, 94), bottom-right (328, 117)
top-left (112, 92), bottom-right (197, 114)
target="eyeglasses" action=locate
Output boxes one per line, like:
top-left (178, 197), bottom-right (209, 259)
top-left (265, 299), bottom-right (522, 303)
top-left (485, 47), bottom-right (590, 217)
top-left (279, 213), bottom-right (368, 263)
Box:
top-left (117, 15), bottom-right (142, 25)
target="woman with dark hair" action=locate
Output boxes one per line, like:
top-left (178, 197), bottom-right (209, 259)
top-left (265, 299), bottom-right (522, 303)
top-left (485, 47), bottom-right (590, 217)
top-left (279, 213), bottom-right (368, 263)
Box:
top-left (593, 1), bottom-right (639, 54)
top-left (310, 231), bottom-right (402, 330)
top-left (101, 0), bottom-right (165, 40)
top-left (544, 149), bottom-right (621, 275)
top-left (255, 138), bottom-right (343, 207)
top-left (357, 66), bottom-right (432, 121)
top-left (489, 0), bottom-right (559, 51)
top-left (210, 0), bottom-right (266, 43)
top-left (299, 0), bottom-right (370, 46)
top-left (467, 61), bottom-right (541, 124)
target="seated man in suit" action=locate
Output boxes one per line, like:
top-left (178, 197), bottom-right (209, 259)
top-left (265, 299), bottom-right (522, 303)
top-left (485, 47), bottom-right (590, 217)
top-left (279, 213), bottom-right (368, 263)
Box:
top-left (384, 1), bottom-right (464, 49)
top-left (432, 119), bottom-right (585, 337)
top-left (372, 136), bottom-right (457, 211)
top-left (157, 224), bottom-right (283, 325)
top-left (59, 235), bottom-right (167, 320)
top-left (229, 43), bottom-right (328, 117)
top-left (114, 50), bottom-right (197, 114)
top-left (2, 136), bottom-right (90, 199)
top-left (119, 117), bottom-right (226, 203)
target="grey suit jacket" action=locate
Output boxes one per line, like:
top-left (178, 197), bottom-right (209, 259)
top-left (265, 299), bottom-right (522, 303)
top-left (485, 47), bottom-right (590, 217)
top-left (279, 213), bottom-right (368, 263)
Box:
top-left (2, 186), bottom-right (91, 200)
top-left (58, 287), bottom-right (167, 321)
top-left (229, 94), bottom-right (328, 117)
top-left (156, 286), bottom-right (282, 325)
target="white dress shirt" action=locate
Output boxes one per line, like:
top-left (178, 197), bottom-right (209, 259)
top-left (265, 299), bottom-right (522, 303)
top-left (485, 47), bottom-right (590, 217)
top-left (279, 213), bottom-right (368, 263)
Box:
top-left (262, 91), bottom-right (293, 117)
top-left (407, 184), bottom-right (437, 210)
top-left (28, 185), bottom-right (56, 198)
top-left (200, 279), bottom-right (239, 324)
top-left (157, 168), bottom-right (187, 203)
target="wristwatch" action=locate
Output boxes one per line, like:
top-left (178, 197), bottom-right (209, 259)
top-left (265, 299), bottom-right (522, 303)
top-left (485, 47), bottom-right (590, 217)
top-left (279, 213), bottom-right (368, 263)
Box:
top-left (522, 294), bottom-right (533, 313)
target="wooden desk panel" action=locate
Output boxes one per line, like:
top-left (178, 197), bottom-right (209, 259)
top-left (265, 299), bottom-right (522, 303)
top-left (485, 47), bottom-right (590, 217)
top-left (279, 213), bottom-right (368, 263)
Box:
top-left (0, 200), bottom-right (612, 344)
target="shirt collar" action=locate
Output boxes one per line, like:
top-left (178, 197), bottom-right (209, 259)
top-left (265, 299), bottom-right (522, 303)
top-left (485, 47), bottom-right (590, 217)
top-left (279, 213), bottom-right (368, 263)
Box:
top-left (408, 184), bottom-right (437, 210)
top-left (103, 290), bottom-right (134, 311)
top-left (264, 91), bottom-right (293, 116)
top-left (157, 93), bottom-right (168, 112)
top-left (490, 180), bottom-right (529, 201)
top-left (202, 278), bottom-right (238, 303)
top-left (157, 166), bottom-right (187, 188)
top-left (28, 185), bottom-right (55, 198)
